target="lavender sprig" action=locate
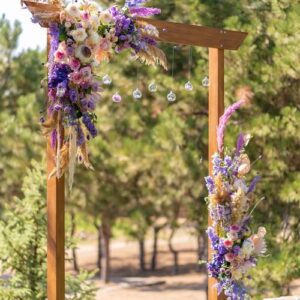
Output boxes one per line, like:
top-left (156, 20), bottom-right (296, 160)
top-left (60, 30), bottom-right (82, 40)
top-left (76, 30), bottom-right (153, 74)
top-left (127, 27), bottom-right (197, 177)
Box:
top-left (129, 7), bottom-right (161, 17)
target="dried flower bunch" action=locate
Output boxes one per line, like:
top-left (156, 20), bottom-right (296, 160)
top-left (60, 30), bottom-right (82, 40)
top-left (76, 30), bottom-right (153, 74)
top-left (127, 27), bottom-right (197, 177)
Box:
top-left (205, 97), bottom-right (267, 300)
top-left (25, 0), bottom-right (167, 188)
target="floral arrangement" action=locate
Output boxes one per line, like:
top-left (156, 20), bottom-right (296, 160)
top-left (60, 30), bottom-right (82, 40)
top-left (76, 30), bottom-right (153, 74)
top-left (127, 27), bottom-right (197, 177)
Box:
top-left (28, 0), bottom-right (167, 188)
top-left (205, 98), bottom-right (267, 300)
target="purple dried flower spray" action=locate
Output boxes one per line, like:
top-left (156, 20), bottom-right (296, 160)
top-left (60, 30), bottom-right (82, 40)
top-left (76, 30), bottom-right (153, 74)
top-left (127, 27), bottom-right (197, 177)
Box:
top-left (217, 99), bottom-right (245, 153)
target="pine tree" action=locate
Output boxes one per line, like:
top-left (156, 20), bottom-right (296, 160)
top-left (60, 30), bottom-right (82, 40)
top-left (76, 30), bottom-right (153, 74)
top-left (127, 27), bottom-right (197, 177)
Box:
top-left (0, 161), bottom-right (96, 300)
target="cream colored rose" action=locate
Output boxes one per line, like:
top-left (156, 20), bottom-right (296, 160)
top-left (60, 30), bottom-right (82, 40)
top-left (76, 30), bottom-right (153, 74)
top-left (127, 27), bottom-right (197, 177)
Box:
top-left (88, 2), bottom-right (100, 13)
top-left (65, 3), bottom-right (81, 19)
top-left (90, 14), bottom-right (100, 29)
top-left (99, 11), bottom-right (113, 24)
top-left (87, 30), bottom-right (101, 46)
top-left (70, 28), bottom-right (88, 43)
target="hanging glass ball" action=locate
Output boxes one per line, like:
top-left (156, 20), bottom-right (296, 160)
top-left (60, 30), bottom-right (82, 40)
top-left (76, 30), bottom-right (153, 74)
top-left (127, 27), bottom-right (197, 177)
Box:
top-left (133, 88), bottom-right (142, 100)
top-left (202, 76), bottom-right (210, 87)
top-left (102, 74), bottom-right (112, 85)
top-left (167, 91), bottom-right (176, 102)
top-left (112, 92), bottom-right (122, 103)
top-left (148, 82), bottom-right (157, 93)
top-left (184, 81), bottom-right (193, 91)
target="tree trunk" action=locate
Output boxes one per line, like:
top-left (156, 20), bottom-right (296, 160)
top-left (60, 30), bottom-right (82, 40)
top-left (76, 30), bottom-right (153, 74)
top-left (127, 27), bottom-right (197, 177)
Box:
top-left (97, 224), bottom-right (103, 272)
top-left (101, 220), bottom-right (111, 283)
top-left (197, 230), bottom-right (207, 272)
top-left (168, 228), bottom-right (179, 275)
top-left (138, 237), bottom-right (146, 272)
top-left (151, 226), bottom-right (160, 271)
top-left (70, 211), bottom-right (79, 273)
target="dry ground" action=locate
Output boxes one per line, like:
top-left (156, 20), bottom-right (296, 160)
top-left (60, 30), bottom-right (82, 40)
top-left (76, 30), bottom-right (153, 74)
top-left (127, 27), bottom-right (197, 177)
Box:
top-left (66, 229), bottom-right (300, 300)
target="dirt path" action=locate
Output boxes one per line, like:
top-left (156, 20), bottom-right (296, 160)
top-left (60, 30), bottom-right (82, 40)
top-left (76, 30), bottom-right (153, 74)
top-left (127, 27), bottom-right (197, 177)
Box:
top-left (67, 230), bottom-right (300, 299)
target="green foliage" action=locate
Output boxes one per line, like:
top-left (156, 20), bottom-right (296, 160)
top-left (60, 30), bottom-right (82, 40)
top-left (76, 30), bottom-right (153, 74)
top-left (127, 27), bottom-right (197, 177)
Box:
top-left (0, 162), bottom-right (96, 300)
top-left (249, 243), bottom-right (300, 299)
top-left (65, 271), bottom-right (98, 300)
top-left (0, 0), bottom-right (300, 296)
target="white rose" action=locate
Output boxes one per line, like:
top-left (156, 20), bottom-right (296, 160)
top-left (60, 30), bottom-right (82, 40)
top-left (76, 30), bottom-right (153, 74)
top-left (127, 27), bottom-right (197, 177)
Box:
top-left (70, 28), bottom-right (88, 43)
top-left (88, 30), bottom-right (101, 45)
top-left (65, 3), bottom-right (81, 19)
top-left (88, 2), bottom-right (100, 12)
top-left (90, 14), bottom-right (100, 29)
top-left (99, 11), bottom-right (113, 24)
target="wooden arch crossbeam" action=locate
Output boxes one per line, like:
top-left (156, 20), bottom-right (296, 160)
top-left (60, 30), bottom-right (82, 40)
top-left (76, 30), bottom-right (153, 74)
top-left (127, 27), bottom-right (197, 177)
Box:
top-left (22, 1), bottom-right (247, 300)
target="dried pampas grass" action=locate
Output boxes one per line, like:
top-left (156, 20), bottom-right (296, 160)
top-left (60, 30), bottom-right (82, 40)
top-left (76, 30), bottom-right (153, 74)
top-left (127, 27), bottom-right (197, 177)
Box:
top-left (48, 142), bottom-right (69, 179)
top-left (136, 45), bottom-right (168, 71)
top-left (77, 143), bottom-right (94, 170)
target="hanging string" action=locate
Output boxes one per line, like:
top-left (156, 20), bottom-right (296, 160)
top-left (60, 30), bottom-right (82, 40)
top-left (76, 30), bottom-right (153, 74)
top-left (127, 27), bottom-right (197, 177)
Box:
top-left (185, 46), bottom-right (193, 91)
top-left (133, 62), bottom-right (142, 100)
top-left (188, 46), bottom-right (192, 80)
top-left (167, 45), bottom-right (177, 102)
top-left (171, 45), bottom-right (176, 79)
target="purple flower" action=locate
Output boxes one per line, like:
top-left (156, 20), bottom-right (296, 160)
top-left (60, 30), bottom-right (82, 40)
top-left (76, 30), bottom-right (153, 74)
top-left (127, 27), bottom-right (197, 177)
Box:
top-left (125, 0), bottom-right (149, 7)
top-left (53, 103), bottom-right (63, 111)
top-left (48, 24), bottom-right (59, 79)
top-left (76, 124), bottom-right (85, 146)
top-left (236, 133), bottom-right (245, 155)
top-left (207, 227), bottom-right (220, 251)
top-left (82, 113), bottom-right (97, 138)
top-left (129, 7), bottom-right (161, 17)
top-left (232, 245), bottom-right (241, 255)
top-left (205, 176), bottom-right (215, 194)
top-left (247, 175), bottom-right (261, 194)
top-left (48, 63), bottom-right (71, 88)
top-left (217, 99), bottom-right (245, 153)
top-left (69, 89), bottom-right (78, 103)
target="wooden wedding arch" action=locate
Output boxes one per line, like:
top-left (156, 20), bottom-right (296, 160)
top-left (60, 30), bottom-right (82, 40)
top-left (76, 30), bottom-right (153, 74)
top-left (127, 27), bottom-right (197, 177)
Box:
top-left (22, 1), bottom-right (247, 299)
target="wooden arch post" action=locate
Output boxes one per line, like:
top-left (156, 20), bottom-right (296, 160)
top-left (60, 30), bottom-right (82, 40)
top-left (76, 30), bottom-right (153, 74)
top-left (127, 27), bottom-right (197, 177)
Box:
top-left (23, 2), bottom-right (247, 300)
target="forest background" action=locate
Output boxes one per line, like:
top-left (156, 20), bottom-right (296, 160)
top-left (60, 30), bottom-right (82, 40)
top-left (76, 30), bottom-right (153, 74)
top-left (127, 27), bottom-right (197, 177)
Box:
top-left (0, 0), bottom-right (299, 299)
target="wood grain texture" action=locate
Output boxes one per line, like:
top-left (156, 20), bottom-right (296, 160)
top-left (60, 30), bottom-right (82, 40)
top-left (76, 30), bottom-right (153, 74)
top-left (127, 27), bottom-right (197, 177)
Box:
top-left (208, 48), bottom-right (225, 300)
top-left (47, 31), bottom-right (65, 300)
top-left (138, 18), bottom-right (247, 50)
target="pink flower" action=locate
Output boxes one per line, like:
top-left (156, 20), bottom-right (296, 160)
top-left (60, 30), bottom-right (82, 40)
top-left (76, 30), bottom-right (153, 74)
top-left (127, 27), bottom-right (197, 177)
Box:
top-left (224, 253), bottom-right (235, 262)
top-left (230, 225), bottom-right (241, 233)
top-left (80, 66), bottom-right (92, 82)
top-left (69, 58), bottom-right (81, 71)
top-left (69, 72), bottom-right (82, 84)
top-left (81, 11), bottom-right (90, 21)
top-left (223, 239), bottom-right (233, 248)
top-left (55, 50), bottom-right (66, 61)
top-left (251, 227), bottom-right (267, 255)
top-left (99, 38), bottom-right (111, 51)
